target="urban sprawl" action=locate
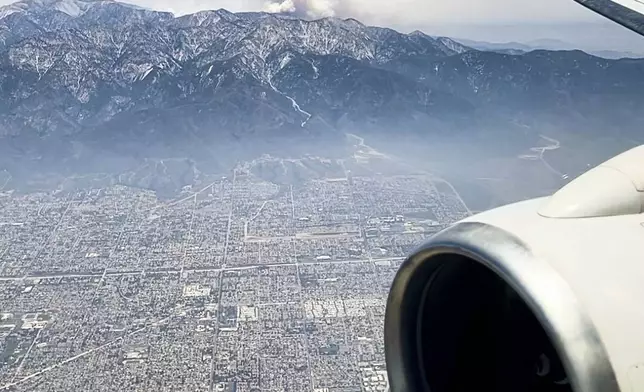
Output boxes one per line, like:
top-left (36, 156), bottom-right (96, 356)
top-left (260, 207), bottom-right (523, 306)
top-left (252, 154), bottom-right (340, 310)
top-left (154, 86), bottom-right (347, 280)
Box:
top-left (0, 169), bottom-right (469, 392)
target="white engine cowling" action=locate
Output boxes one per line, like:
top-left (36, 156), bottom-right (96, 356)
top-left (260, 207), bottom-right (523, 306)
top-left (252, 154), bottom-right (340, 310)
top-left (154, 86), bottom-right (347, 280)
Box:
top-left (384, 146), bottom-right (644, 392)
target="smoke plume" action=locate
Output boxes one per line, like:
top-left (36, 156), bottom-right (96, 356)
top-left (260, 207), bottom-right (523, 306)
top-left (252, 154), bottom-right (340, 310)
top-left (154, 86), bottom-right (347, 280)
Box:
top-left (263, 0), bottom-right (338, 18)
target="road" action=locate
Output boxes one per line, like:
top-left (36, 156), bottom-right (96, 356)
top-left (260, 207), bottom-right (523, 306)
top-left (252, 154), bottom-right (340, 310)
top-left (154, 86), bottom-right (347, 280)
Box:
top-left (0, 174), bottom-right (11, 191)
top-left (244, 199), bottom-right (272, 239)
top-left (210, 168), bottom-right (234, 392)
top-left (179, 194), bottom-right (198, 278)
top-left (0, 257), bottom-right (405, 283)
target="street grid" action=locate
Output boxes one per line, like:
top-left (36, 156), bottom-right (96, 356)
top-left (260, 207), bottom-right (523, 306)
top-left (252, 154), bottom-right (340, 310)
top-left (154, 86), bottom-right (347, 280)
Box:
top-left (0, 168), bottom-right (470, 392)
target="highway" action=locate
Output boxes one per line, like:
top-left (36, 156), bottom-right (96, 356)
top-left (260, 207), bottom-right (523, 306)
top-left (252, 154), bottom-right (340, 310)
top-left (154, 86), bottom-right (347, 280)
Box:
top-left (5, 257), bottom-right (405, 283)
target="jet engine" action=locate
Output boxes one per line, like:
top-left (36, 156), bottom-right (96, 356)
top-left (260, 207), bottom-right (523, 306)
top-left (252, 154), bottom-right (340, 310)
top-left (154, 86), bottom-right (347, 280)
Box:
top-left (384, 145), bottom-right (644, 392)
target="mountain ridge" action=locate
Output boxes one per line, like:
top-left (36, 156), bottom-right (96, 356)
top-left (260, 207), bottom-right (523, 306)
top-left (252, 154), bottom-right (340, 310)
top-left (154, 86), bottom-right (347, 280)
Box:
top-left (0, 0), bottom-right (643, 194)
top-left (456, 36), bottom-right (644, 58)
top-left (0, 0), bottom-right (474, 141)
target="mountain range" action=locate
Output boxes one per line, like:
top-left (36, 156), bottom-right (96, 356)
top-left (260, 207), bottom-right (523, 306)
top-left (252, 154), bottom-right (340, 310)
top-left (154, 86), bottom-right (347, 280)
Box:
top-left (0, 0), bottom-right (643, 194)
top-left (456, 37), bottom-right (644, 59)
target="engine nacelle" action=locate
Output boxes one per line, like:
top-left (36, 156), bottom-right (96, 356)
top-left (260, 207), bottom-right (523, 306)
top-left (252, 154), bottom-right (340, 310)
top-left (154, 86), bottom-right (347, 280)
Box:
top-left (384, 146), bottom-right (644, 392)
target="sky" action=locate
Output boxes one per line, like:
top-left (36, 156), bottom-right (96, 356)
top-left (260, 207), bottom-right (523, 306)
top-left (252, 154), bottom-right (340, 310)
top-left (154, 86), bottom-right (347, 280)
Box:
top-left (116, 0), bottom-right (600, 24)
top-left (2, 0), bottom-right (644, 50)
top-left (131, 0), bottom-right (644, 50)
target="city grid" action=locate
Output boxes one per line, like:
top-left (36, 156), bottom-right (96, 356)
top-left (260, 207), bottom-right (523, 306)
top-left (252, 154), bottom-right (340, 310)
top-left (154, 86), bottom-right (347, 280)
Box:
top-left (0, 169), bottom-right (470, 392)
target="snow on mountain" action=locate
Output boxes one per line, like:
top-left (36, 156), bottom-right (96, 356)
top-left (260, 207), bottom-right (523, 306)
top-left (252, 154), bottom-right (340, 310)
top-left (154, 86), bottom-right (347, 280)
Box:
top-left (0, 3), bottom-right (23, 19)
top-left (0, 0), bottom-right (642, 150)
top-left (0, 0), bottom-right (94, 18)
top-left (0, 0), bottom-right (473, 118)
top-left (0, 0), bottom-right (151, 19)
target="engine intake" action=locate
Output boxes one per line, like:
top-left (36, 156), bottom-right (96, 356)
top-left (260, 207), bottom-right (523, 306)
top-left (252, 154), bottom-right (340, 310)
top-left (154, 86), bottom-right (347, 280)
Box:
top-left (384, 222), bottom-right (619, 392)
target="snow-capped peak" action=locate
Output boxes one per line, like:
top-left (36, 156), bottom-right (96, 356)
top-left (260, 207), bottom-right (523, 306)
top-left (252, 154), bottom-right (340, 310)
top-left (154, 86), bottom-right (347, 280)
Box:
top-left (0, 0), bottom-right (148, 20)
top-left (0, 1), bottom-right (28, 19)
top-left (0, 0), bottom-right (91, 18)
top-left (51, 0), bottom-right (87, 16)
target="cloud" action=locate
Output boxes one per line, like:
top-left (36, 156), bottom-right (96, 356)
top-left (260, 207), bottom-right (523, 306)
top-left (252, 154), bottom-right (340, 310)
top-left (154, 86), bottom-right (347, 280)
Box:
top-left (257, 0), bottom-right (598, 25)
top-left (0, 0), bottom-right (598, 24)
top-left (262, 0), bottom-right (337, 18)
top-left (263, 0), bottom-right (296, 14)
